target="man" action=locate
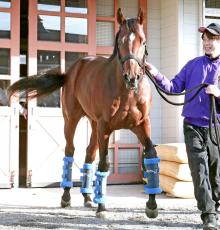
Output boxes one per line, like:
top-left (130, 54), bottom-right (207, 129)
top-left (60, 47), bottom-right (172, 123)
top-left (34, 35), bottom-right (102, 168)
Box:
top-left (145, 23), bottom-right (220, 230)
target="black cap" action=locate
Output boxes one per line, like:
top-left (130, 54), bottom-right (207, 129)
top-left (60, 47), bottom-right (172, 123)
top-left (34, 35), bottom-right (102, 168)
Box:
top-left (198, 23), bottom-right (220, 35)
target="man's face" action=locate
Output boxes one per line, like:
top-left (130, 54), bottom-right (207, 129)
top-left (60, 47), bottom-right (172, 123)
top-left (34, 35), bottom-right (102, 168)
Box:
top-left (202, 33), bottom-right (220, 58)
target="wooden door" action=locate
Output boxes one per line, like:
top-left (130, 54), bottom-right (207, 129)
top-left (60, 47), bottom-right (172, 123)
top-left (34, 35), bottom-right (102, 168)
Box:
top-left (0, 0), bottom-right (20, 188)
top-left (27, 0), bottom-right (90, 187)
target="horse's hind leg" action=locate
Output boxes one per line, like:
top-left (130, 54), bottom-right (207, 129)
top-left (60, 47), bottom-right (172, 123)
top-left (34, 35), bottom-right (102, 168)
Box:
top-left (80, 119), bottom-right (98, 207)
top-left (60, 113), bottom-right (82, 208)
top-left (132, 119), bottom-right (161, 218)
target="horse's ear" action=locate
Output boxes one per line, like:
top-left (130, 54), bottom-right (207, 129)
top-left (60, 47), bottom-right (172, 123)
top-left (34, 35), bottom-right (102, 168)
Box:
top-left (137, 8), bottom-right (144, 25)
top-left (117, 8), bottom-right (126, 25)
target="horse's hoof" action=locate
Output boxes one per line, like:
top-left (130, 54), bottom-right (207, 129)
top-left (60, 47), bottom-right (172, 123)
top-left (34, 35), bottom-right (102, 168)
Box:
top-left (61, 199), bottom-right (71, 208)
top-left (145, 206), bottom-right (158, 218)
top-left (84, 201), bottom-right (93, 208)
top-left (96, 211), bottom-right (107, 219)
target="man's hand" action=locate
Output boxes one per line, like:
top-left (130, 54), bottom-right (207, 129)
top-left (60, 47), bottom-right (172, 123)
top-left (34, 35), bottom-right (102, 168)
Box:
top-left (205, 84), bottom-right (220, 98)
top-left (144, 61), bottom-right (159, 76)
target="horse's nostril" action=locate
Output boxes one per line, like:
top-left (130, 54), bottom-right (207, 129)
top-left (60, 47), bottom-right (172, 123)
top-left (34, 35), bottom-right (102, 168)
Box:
top-left (136, 75), bottom-right (140, 80)
top-left (124, 74), bottom-right (129, 81)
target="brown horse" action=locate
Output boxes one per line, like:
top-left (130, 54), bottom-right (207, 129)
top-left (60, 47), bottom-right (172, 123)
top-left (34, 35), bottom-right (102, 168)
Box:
top-left (8, 8), bottom-right (161, 218)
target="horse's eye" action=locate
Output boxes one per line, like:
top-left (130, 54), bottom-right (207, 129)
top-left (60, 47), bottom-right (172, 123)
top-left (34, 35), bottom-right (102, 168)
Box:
top-left (118, 40), bottom-right (123, 47)
top-left (121, 37), bottom-right (126, 44)
top-left (142, 41), bottom-right (146, 46)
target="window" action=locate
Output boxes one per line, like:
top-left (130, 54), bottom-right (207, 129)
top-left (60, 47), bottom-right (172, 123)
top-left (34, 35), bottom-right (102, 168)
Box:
top-left (206, 0), bottom-right (220, 8)
top-left (37, 51), bottom-right (60, 107)
top-left (65, 17), bottom-right (87, 43)
top-left (38, 15), bottom-right (60, 41)
top-left (37, 0), bottom-right (88, 43)
top-left (205, 0), bottom-right (220, 24)
top-left (0, 48), bottom-right (10, 74)
top-left (0, 12), bottom-right (10, 39)
top-left (0, 0), bottom-right (11, 8)
top-left (65, 0), bottom-right (87, 14)
top-left (37, 0), bottom-right (61, 12)
top-left (118, 149), bottom-right (139, 174)
top-left (96, 0), bottom-right (139, 51)
top-left (118, 0), bottom-right (138, 17)
top-left (96, 21), bottom-right (114, 46)
top-left (96, 0), bottom-right (114, 17)
top-left (96, 0), bottom-right (114, 48)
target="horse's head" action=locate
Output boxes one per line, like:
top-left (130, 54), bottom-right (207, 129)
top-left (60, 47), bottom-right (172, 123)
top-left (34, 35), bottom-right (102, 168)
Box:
top-left (116, 8), bottom-right (147, 91)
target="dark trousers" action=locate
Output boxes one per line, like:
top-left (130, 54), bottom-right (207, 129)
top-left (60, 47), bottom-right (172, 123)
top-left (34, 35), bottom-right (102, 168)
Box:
top-left (183, 120), bottom-right (220, 216)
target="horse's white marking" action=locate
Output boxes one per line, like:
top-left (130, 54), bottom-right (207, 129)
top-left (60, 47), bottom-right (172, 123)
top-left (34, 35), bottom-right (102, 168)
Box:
top-left (129, 33), bottom-right (135, 43)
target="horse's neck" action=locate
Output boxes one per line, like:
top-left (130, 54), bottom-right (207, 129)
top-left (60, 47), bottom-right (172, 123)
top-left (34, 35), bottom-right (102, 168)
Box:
top-left (109, 57), bottom-right (125, 89)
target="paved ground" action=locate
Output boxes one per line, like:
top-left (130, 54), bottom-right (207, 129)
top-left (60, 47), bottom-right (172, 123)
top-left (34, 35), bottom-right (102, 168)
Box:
top-left (0, 184), bottom-right (215, 229)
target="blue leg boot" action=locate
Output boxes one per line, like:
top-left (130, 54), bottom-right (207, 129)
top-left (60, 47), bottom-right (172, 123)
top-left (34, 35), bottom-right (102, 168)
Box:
top-left (144, 157), bottom-right (162, 194)
top-left (60, 156), bottom-right (74, 207)
top-left (80, 163), bottom-right (94, 207)
top-left (93, 171), bottom-right (109, 218)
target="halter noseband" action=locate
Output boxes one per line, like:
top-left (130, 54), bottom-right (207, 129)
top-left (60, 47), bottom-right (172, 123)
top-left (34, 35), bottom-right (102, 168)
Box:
top-left (119, 53), bottom-right (144, 69)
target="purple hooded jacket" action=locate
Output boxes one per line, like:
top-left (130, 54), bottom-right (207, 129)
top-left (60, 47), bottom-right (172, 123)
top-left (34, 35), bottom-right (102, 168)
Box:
top-left (154, 55), bottom-right (220, 127)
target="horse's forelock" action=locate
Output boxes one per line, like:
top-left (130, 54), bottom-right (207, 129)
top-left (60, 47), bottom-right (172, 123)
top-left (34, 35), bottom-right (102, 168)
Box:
top-left (127, 18), bottom-right (137, 32)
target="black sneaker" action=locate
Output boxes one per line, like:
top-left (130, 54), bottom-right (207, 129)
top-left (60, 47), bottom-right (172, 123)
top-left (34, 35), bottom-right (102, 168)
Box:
top-left (202, 213), bottom-right (218, 230)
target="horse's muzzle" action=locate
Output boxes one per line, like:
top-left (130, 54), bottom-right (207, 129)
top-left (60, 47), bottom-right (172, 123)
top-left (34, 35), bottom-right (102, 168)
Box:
top-left (124, 74), bottom-right (140, 91)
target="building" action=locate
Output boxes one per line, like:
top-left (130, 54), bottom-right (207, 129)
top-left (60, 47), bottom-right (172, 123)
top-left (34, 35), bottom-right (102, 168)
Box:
top-left (0, 0), bottom-right (219, 188)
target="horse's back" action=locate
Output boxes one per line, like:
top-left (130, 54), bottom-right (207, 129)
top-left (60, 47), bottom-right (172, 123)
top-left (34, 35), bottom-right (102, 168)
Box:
top-left (66, 55), bottom-right (108, 86)
top-left (62, 55), bottom-right (111, 120)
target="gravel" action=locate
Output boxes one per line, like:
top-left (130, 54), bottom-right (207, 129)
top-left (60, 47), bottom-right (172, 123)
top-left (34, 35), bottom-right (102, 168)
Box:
top-left (0, 185), bottom-right (213, 229)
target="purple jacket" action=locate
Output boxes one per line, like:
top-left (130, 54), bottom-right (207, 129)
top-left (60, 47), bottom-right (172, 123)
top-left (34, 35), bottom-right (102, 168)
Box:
top-left (154, 55), bottom-right (220, 127)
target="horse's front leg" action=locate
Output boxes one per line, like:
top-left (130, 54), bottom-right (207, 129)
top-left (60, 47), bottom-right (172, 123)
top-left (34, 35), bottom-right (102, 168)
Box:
top-left (143, 145), bottom-right (161, 218)
top-left (93, 121), bottom-right (110, 218)
top-left (132, 120), bottom-right (161, 218)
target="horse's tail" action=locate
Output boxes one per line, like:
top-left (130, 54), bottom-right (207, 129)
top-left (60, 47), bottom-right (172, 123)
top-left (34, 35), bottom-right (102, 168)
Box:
top-left (8, 69), bottom-right (65, 100)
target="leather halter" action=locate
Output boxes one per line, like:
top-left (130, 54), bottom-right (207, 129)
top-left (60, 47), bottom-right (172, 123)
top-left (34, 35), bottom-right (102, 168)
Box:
top-left (117, 43), bottom-right (148, 70)
top-left (119, 53), bottom-right (144, 69)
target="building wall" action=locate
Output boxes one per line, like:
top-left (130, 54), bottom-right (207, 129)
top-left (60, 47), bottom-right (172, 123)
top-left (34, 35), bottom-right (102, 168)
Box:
top-left (147, 0), bottom-right (162, 144)
top-left (147, 0), bottom-right (203, 144)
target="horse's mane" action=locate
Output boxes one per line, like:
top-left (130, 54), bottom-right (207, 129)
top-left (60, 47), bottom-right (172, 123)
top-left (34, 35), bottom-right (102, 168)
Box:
top-left (108, 18), bottom-right (138, 62)
top-left (109, 31), bottom-right (120, 61)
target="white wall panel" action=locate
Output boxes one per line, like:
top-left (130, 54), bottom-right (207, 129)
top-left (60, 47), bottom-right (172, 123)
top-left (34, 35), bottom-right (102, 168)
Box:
top-left (147, 0), bottom-right (202, 144)
top-left (147, 0), bottom-right (161, 144)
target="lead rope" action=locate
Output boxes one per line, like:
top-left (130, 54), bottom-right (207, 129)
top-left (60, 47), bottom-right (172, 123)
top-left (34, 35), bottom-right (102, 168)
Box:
top-left (209, 95), bottom-right (220, 152)
top-left (144, 67), bottom-right (220, 153)
top-left (145, 68), bottom-right (208, 105)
